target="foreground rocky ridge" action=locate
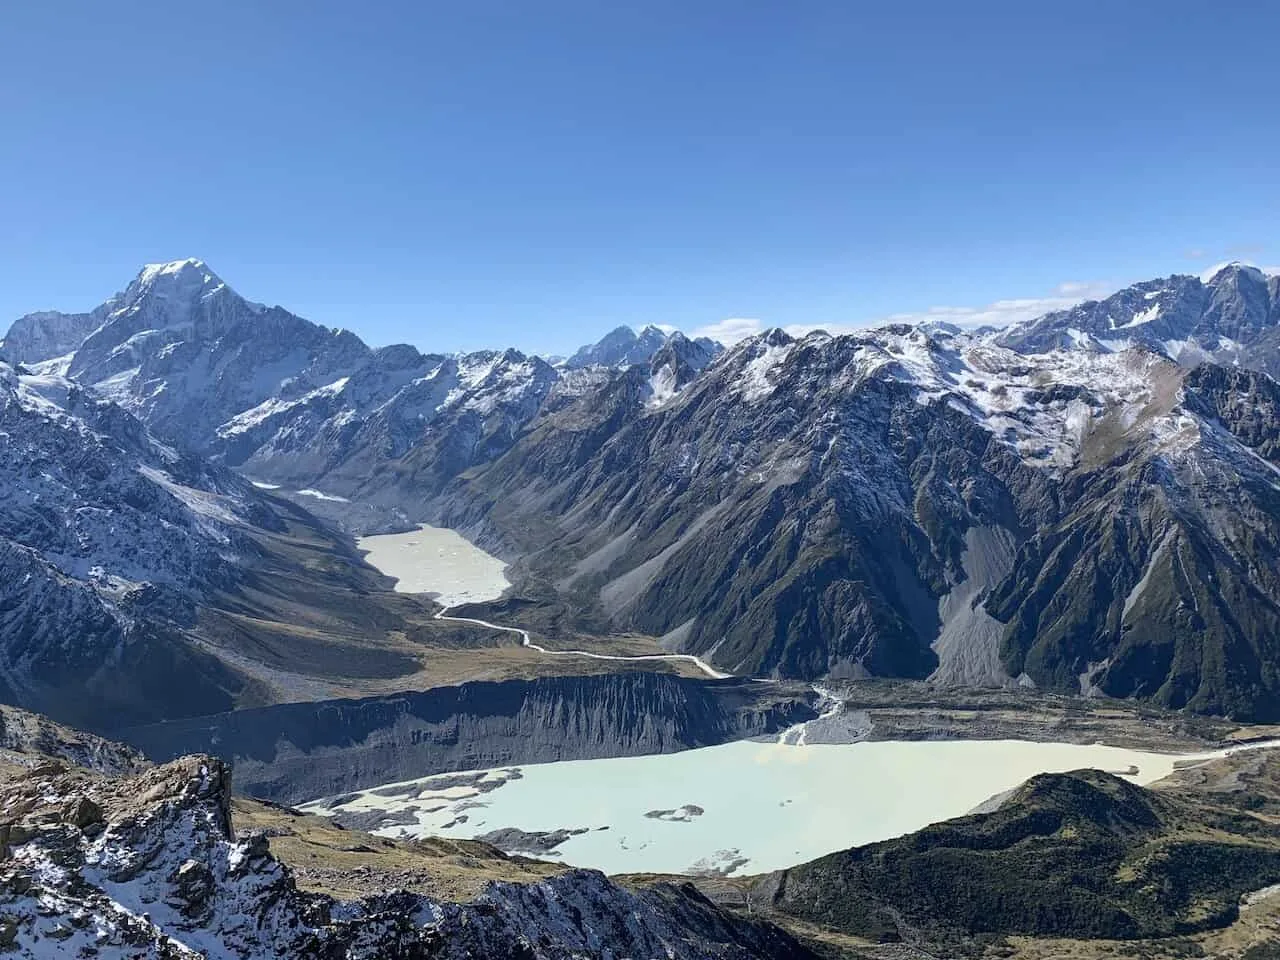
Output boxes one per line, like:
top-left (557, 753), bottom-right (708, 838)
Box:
top-left (8, 707), bottom-right (1280, 960)
top-left (0, 743), bottom-right (813, 959)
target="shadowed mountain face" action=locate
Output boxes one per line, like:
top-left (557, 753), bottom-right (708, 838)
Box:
top-left (425, 322), bottom-right (1280, 718)
top-left (434, 332), bottom-right (1055, 681)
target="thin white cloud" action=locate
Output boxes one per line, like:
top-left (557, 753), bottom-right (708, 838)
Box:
top-left (690, 317), bottom-right (767, 344)
top-left (692, 281), bottom-right (1115, 345)
top-left (1053, 281), bottom-right (1111, 298)
top-left (863, 288), bottom-right (1111, 332)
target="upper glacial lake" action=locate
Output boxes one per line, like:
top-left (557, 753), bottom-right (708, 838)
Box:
top-left (357, 524), bottom-right (510, 606)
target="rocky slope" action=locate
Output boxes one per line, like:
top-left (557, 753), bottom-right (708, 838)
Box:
top-left (116, 672), bottom-right (817, 803)
top-left (408, 267), bottom-right (1280, 718)
top-left (988, 360), bottom-right (1280, 719)
top-left (426, 319), bottom-right (1280, 712)
top-left (0, 736), bottom-right (813, 958)
top-left (0, 357), bottom-right (276, 728)
top-left (0, 354), bottom-right (501, 733)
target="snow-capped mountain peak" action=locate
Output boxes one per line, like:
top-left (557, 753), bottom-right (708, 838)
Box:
top-left (1199, 259), bottom-right (1270, 284)
top-left (135, 256), bottom-right (218, 286)
top-left (562, 324), bottom-right (723, 371)
top-left (0, 260), bottom-right (229, 367)
top-left (112, 257), bottom-right (251, 327)
top-left (997, 265), bottom-right (1280, 369)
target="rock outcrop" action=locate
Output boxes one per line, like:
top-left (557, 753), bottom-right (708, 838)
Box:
top-left (0, 748), bottom-right (815, 958)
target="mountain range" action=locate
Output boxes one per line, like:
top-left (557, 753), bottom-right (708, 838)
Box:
top-left (6, 259), bottom-right (1280, 720)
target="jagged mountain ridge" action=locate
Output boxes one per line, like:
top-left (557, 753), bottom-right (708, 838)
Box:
top-left (0, 306), bottom-right (113, 366)
top-left (1, 260), bottom-right (564, 504)
top-left (562, 323), bottom-right (722, 371)
top-left (1000, 262), bottom-right (1280, 367)
top-left (2, 261), bottom-right (720, 516)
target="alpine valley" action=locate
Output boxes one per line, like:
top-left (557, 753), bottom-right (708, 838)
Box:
top-left (6, 258), bottom-right (1280, 958)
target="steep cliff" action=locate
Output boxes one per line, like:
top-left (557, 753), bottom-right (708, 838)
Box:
top-left (119, 672), bottom-right (818, 803)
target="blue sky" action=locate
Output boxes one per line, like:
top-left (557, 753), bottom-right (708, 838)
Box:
top-left (2, 1), bottom-right (1277, 354)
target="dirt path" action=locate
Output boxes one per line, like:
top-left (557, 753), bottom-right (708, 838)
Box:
top-left (435, 608), bottom-right (733, 681)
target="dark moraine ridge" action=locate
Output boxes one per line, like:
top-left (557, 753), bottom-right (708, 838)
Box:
top-left (756, 768), bottom-right (1280, 948)
top-left (118, 672), bottom-right (817, 804)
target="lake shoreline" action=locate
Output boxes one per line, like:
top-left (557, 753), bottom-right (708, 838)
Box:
top-left (301, 735), bottom-right (1277, 878)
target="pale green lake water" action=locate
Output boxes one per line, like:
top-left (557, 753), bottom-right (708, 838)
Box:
top-left (302, 736), bottom-right (1236, 877)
